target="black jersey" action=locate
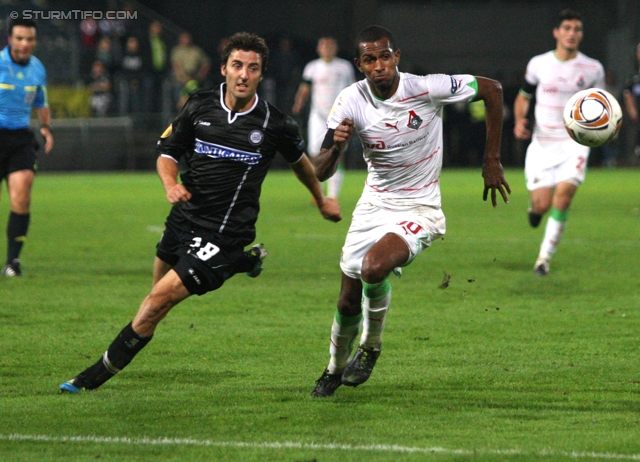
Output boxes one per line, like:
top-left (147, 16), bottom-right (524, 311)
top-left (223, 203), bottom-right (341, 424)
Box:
top-left (157, 84), bottom-right (305, 244)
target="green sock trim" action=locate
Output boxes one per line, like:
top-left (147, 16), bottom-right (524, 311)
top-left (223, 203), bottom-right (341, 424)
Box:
top-left (362, 278), bottom-right (391, 299)
top-left (550, 207), bottom-right (569, 222)
top-left (335, 311), bottom-right (362, 327)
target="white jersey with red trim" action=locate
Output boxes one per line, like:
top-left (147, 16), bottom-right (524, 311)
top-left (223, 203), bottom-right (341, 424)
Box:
top-left (328, 72), bottom-right (477, 209)
top-left (524, 50), bottom-right (605, 143)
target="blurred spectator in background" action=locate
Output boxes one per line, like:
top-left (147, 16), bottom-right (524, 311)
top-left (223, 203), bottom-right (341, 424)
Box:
top-left (88, 60), bottom-right (113, 117)
top-left (80, 17), bottom-right (98, 49)
top-left (95, 36), bottom-right (118, 76)
top-left (293, 37), bottom-right (355, 200)
top-left (271, 36), bottom-right (302, 114)
top-left (170, 32), bottom-right (210, 111)
top-left (176, 79), bottom-right (200, 112)
top-left (211, 36), bottom-right (230, 87)
top-left (145, 21), bottom-right (169, 113)
top-left (79, 17), bottom-right (98, 74)
top-left (98, 17), bottom-right (126, 39)
top-left (623, 43), bottom-right (640, 160)
top-left (119, 36), bottom-right (148, 113)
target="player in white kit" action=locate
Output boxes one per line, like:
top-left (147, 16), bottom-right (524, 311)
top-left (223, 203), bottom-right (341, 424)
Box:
top-left (293, 37), bottom-right (355, 200)
top-left (513, 9), bottom-right (604, 276)
top-left (310, 25), bottom-right (510, 397)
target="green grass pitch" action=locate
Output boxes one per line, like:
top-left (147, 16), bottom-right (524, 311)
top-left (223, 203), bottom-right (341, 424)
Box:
top-left (0, 168), bottom-right (639, 461)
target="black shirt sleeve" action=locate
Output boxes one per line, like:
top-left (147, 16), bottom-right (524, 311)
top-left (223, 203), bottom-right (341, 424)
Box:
top-left (520, 80), bottom-right (536, 97)
top-left (277, 115), bottom-right (306, 163)
top-left (321, 129), bottom-right (335, 150)
top-left (156, 96), bottom-right (197, 161)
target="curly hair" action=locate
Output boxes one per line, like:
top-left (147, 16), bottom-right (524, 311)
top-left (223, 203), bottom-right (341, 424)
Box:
top-left (221, 32), bottom-right (269, 72)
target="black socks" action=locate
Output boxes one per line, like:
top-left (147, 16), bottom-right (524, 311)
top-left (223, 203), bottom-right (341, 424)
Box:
top-left (75, 322), bottom-right (153, 389)
top-left (7, 212), bottom-right (29, 263)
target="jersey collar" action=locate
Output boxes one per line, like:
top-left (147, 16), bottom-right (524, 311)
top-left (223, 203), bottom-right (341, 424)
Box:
top-left (2, 46), bottom-right (31, 66)
top-left (220, 82), bottom-right (260, 124)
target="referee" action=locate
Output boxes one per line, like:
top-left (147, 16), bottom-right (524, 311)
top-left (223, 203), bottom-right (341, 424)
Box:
top-left (0, 17), bottom-right (53, 277)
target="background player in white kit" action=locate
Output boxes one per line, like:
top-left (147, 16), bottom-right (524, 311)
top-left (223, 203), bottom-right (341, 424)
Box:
top-left (310, 25), bottom-right (510, 397)
top-left (513, 9), bottom-right (604, 276)
top-left (292, 37), bottom-right (355, 201)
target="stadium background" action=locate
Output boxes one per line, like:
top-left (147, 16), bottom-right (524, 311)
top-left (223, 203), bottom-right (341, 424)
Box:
top-left (4, 0), bottom-right (639, 172)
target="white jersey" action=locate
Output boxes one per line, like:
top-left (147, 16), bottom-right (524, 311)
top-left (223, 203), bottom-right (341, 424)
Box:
top-left (302, 57), bottom-right (355, 120)
top-left (524, 50), bottom-right (605, 143)
top-left (328, 72), bottom-right (478, 209)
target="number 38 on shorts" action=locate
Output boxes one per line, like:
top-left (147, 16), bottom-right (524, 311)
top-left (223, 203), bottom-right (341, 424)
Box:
top-left (188, 237), bottom-right (220, 261)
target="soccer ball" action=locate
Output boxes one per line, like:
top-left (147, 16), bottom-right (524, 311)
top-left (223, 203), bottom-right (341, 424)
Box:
top-left (563, 88), bottom-right (622, 147)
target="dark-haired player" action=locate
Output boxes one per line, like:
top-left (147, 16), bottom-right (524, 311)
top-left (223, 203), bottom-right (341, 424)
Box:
top-left (292, 37), bottom-right (355, 200)
top-left (513, 9), bottom-right (604, 276)
top-left (60, 32), bottom-right (341, 393)
top-left (0, 17), bottom-right (53, 277)
top-left (310, 25), bottom-right (509, 397)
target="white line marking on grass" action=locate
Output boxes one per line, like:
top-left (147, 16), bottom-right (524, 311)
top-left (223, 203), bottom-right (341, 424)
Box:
top-left (2, 434), bottom-right (640, 459)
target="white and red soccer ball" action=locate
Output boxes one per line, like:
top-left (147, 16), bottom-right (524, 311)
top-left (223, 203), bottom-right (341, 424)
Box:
top-left (563, 88), bottom-right (622, 148)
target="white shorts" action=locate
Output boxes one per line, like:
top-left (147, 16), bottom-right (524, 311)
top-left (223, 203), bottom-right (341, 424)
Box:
top-left (340, 202), bottom-right (446, 279)
top-left (306, 110), bottom-right (328, 157)
top-left (524, 137), bottom-right (589, 190)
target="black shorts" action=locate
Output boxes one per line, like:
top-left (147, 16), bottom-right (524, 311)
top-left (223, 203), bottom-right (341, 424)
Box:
top-left (0, 129), bottom-right (38, 180)
top-left (156, 211), bottom-right (253, 296)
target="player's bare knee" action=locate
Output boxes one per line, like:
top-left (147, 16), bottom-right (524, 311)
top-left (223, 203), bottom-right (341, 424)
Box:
top-left (361, 255), bottom-right (390, 284)
top-left (141, 292), bottom-right (174, 323)
top-left (552, 195), bottom-right (574, 211)
top-left (10, 197), bottom-right (31, 214)
top-left (531, 199), bottom-right (551, 215)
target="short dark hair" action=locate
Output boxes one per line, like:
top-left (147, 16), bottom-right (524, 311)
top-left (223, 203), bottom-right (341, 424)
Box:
top-left (556, 9), bottom-right (582, 28)
top-left (354, 25), bottom-right (397, 58)
top-left (221, 32), bottom-right (269, 72)
top-left (7, 17), bottom-right (37, 36)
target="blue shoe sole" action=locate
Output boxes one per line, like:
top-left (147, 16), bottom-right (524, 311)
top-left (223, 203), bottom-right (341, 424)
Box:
top-left (59, 381), bottom-right (81, 393)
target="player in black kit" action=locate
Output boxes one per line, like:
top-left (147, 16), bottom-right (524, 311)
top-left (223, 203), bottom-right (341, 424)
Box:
top-left (60, 32), bottom-right (341, 393)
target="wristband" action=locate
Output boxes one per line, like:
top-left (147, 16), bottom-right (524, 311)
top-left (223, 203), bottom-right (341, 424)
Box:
top-left (41, 124), bottom-right (51, 130)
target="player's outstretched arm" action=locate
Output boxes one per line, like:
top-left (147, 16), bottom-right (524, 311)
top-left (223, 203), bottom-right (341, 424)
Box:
top-left (290, 155), bottom-right (342, 222)
top-left (475, 76), bottom-right (511, 207)
top-left (315, 119), bottom-right (354, 182)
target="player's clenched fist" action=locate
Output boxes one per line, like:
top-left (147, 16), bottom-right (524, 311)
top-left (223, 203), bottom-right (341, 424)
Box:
top-left (166, 184), bottom-right (192, 204)
top-left (334, 119), bottom-right (355, 149)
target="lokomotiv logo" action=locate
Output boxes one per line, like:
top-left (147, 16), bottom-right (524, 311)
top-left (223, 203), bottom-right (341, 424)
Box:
top-left (363, 140), bottom-right (386, 150)
top-left (407, 110), bottom-right (423, 130)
